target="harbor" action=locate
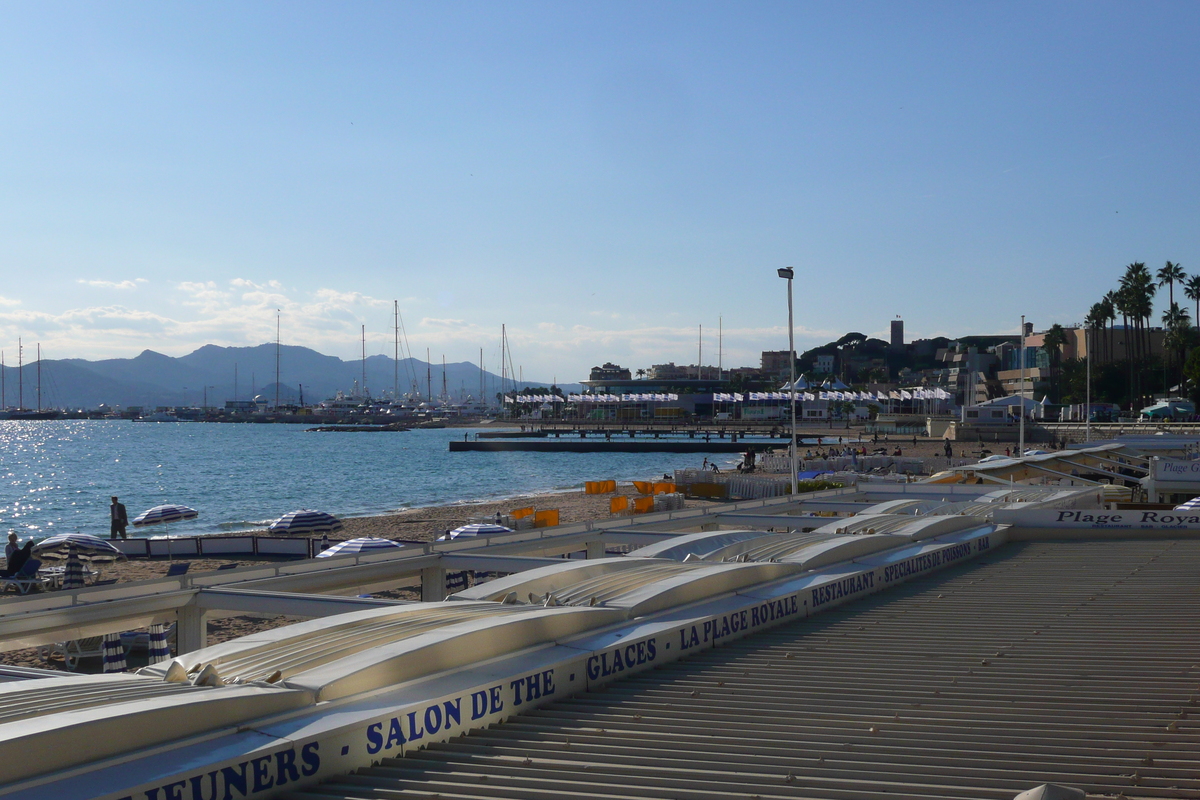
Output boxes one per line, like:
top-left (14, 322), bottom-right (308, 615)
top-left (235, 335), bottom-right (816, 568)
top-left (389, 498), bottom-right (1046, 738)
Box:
top-left (1, 451), bottom-right (1199, 799)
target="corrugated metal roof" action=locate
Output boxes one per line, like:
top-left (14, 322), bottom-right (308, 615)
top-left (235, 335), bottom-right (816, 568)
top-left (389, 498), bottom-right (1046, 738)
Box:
top-left (286, 538), bottom-right (1200, 800)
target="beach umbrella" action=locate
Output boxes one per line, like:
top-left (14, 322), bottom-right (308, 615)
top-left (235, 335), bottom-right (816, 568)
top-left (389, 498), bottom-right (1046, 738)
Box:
top-left (316, 537), bottom-right (403, 558)
top-left (132, 504), bottom-right (198, 561)
top-left (33, 533), bottom-right (124, 562)
top-left (1175, 496), bottom-right (1200, 511)
top-left (268, 509), bottom-right (344, 536)
top-left (441, 523), bottom-right (513, 541)
top-left (132, 504), bottom-right (199, 528)
top-left (62, 546), bottom-right (86, 590)
top-left (147, 623), bottom-right (171, 664)
top-left (102, 633), bottom-right (126, 673)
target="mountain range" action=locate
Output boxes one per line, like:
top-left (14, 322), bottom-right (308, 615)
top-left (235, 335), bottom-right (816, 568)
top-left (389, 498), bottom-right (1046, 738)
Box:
top-left (0, 344), bottom-right (582, 410)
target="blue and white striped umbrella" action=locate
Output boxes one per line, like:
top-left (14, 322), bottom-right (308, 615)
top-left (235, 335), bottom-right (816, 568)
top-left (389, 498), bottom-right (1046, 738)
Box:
top-left (1175, 496), bottom-right (1200, 511)
top-left (441, 523), bottom-right (513, 541)
top-left (33, 533), bottom-right (123, 561)
top-left (316, 537), bottom-right (403, 558)
top-left (102, 632), bottom-right (126, 673)
top-left (269, 510), bottom-right (344, 536)
top-left (147, 623), bottom-right (171, 664)
top-left (132, 505), bottom-right (199, 527)
top-left (62, 546), bottom-right (86, 590)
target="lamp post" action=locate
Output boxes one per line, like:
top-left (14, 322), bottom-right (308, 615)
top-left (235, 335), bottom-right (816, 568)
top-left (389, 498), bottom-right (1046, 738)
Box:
top-left (778, 267), bottom-right (798, 497)
top-left (1019, 315), bottom-right (1025, 456)
top-left (1085, 325), bottom-right (1091, 443)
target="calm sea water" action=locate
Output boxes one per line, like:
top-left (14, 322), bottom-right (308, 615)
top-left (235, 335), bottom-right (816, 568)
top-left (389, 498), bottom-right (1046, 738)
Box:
top-left (0, 420), bottom-right (752, 538)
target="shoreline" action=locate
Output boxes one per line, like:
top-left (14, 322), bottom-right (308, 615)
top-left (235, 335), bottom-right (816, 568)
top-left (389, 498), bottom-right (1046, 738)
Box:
top-left (0, 484), bottom-right (719, 671)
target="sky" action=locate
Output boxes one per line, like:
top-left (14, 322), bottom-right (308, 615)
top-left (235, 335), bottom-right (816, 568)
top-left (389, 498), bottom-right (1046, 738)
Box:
top-left (2, 1), bottom-right (1199, 384)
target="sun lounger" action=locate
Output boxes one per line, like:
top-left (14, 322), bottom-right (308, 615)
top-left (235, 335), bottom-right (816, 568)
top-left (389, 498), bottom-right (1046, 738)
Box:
top-left (1, 559), bottom-right (46, 594)
top-left (41, 636), bottom-right (107, 671)
top-left (120, 622), bottom-right (177, 653)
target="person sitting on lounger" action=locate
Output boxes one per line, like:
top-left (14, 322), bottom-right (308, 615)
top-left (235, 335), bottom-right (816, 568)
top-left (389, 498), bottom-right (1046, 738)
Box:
top-left (0, 541), bottom-right (33, 578)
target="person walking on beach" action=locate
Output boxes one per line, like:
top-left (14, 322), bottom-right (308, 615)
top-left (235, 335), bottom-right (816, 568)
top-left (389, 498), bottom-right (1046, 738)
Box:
top-left (109, 496), bottom-right (129, 540)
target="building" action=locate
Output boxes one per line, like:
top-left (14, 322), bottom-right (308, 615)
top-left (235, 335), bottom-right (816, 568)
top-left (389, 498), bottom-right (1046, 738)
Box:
top-left (588, 362), bottom-right (631, 381)
top-left (890, 318), bottom-right (904, 349)
top-left (760, 350), bottom-right (797, 381)
top-left (646, 363), bottom-right (689, 381)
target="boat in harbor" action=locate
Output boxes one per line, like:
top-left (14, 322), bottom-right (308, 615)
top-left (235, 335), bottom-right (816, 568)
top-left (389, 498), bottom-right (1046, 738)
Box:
top-left (135, 411), bottom-right (183, 422)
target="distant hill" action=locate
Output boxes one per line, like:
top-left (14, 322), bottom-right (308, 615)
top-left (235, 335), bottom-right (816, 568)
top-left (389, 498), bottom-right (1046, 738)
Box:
top-left (0, 344), bottom-right (582, 410)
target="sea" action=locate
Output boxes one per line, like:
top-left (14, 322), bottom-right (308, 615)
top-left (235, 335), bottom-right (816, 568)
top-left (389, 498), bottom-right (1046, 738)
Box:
top-left (1, 420), bottom-right (761, 539)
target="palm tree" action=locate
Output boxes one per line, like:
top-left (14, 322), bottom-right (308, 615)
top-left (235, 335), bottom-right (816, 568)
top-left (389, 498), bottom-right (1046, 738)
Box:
top-left (1042, 323), bottom-right (1068, 402)
top-left (1184, 274), bottom-right (1200, 331)
top-left (1113, 282), bottom-right (1135, 403)
top-left (1158, 261), bottom-right (1185, 309)
top-left (1121, 262), bottom-right (1157, 405)
top-left (1101, 291), bottom-right (1117, 361)
top-left (1163, 303), bottom-right (1193, 389)
top-left (1086, 303), bottom-right (1106, 364)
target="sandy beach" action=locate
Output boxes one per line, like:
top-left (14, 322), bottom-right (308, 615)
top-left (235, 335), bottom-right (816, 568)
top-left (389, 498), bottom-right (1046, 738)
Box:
top-left (0, 435), bottom-right (990, 672)
top-left (0, 484), bottom-right (722, 671)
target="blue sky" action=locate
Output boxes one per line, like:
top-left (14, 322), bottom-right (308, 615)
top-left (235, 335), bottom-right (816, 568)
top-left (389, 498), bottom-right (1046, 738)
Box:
top-left (2, 2), bottom-right (1198, 383)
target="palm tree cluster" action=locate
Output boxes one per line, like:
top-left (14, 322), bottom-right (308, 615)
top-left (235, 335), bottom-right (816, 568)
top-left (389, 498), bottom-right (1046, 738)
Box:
top-left (1083, 261), bottom-right (1195, 407)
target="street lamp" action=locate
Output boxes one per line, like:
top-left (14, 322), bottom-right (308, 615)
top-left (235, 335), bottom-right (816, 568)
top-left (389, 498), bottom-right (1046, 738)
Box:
top-left (778, 267), bottom-right (798, 497)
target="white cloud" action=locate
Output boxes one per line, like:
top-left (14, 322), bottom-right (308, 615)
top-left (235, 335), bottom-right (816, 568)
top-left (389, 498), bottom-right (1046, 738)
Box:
top-left (0, 296), bottom-right (20, 307)
top-left (313, 289), bottom-right (391, 309)
top-left (75, 279), bottom-right (147, 290)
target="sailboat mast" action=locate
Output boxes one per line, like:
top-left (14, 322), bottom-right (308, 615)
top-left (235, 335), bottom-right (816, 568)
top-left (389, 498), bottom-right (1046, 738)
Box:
top-left (36, 343), bottom-right (41, 412)
top-left (274, 311), bottom-right (280, 409)
top-left (719, 316), bottom-right (723, 381)
top-left (18, 338), bottom-right (22, 411)
top-left (479, 348), bottom-right (484, 404)
top-left (426, 349), bottom-right (432, 402)
top-left (361, 325), bottom-right (367, 399)
top-left (698, 325), bottom-right (703, 381)
top-left (442, 355), bottom-right (447, 401)
top-left (1, 350), bottom-right (5, 409)
top-left (393, 301), bottom-right (399, 400)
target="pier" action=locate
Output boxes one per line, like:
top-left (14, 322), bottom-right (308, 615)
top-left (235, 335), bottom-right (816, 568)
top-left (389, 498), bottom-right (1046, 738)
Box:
top-left (450, 439), bottom-right (770, 453)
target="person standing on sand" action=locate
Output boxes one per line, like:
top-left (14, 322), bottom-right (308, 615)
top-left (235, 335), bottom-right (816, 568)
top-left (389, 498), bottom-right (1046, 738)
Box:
top-left (110, 496), bottom-right (129, 540)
